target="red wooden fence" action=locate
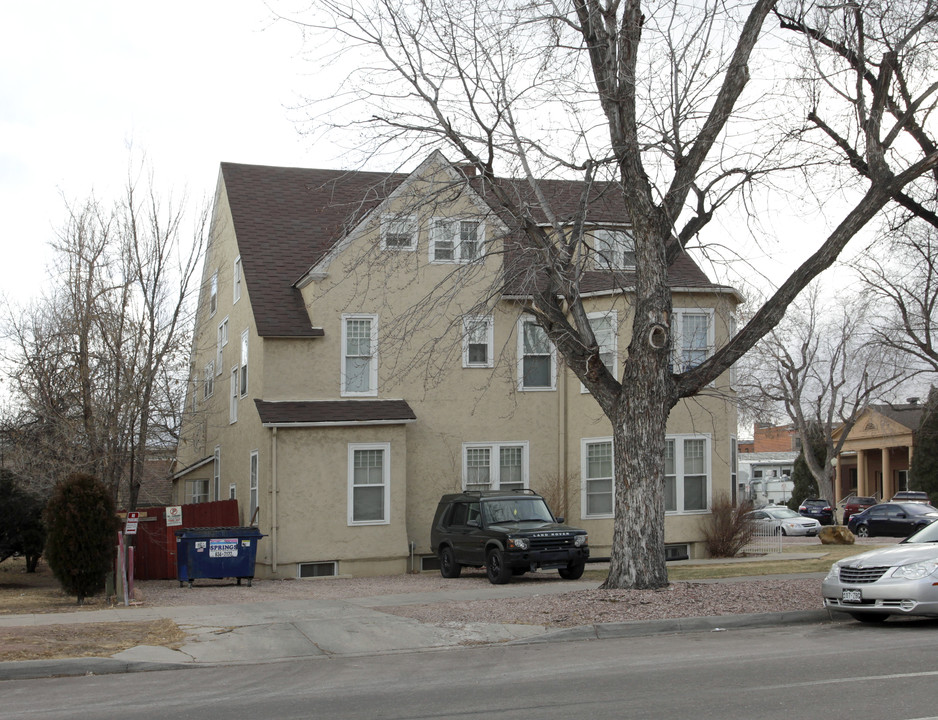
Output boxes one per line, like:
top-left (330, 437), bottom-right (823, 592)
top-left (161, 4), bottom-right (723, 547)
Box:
top-left (128, 500), bottom-right (241, 580)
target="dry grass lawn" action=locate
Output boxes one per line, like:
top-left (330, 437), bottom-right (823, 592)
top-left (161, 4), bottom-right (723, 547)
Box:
top-left (0, 557), bottom-right (185, 662)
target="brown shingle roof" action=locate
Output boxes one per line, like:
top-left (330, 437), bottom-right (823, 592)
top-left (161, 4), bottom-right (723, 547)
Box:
top-left (254, 399), bottom-right (417, 426)
top-left (221, 160), bottom-right (727, 337)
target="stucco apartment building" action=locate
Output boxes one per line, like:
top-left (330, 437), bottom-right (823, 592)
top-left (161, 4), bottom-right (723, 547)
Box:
top-left (173, 152), bottom-right (740, 579)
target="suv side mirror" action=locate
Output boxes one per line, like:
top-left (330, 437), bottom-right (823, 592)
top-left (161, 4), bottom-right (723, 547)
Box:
top-left (555, 516), bottom-right (564, 524)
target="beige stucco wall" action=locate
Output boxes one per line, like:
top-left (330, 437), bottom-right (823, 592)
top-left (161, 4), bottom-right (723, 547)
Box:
top-left (175, 161), bottom-right (739, 578)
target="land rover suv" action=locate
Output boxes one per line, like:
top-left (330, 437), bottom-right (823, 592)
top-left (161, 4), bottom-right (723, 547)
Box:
top-left (430, 489), bottom-right (589, 584)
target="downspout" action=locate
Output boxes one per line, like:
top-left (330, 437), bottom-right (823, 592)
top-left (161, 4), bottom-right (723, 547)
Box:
top-left (558, 358), bottom-right (568, 517)
top-left (272, 426), bottom-right (279, 573)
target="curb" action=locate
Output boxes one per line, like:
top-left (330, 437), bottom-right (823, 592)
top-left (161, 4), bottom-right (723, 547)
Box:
top-left (0, 609), bottom-right (840, 682)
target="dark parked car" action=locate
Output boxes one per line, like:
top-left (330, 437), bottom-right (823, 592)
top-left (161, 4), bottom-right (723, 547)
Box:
top-left (891, 491), bottom-right (930, 503)
top-left (430, 489), bottom-right (589, 584)
top-left (847, 502), bottom-right (938, 538)
top-left (842, 495), bottom-right (877, 525)
top-left (798, 498), bottom-right (834, 525)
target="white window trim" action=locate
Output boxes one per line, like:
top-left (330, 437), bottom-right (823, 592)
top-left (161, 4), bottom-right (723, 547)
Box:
top-left (429, 217), bottom-right (485, 264)
top-left (341, 313), bottom-right (379, 397)
top-left (229, 366), bottom-right (238, 424)
top-left (216, 317), bottom-right (228, 377)
top-left (233, 256), bottom-right (242, 304)
top-left (347, 442), bottom-right (391, 526)
top-left (187, 478), bottom-right (209, 504)
top-left (203, 361), bottom-right (215, 399)
top-left (228, 483), bottom-right (237, 500)
top-left (517, 317), bottom-right (556, 391)
top-left (581, 437), bottom-right (615, 519)
top-left (380, 214), bottom-right (418, 251)
top-left (591, 227), bottom-right (635, 270)
top-left (209, 270), bottom-right (218, 317)
top-left (239, 329), bottom-right (249, 398)
top-left (249, 450), bottom-right (259, 524)
top-left (462, 315), bottom-right (494, 368)
top-left (461, 441), bottom-right (529, 491)
top-left (672, 308), bottom-right (715, 373)
top-left (212, 446), bottom-right (221, 502)
top-left (580, 310), bottom-right (618, 393)
top-left (665, 433), bottom-right (712, 515)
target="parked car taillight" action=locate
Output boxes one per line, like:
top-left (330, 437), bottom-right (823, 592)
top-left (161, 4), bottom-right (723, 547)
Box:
top-left (798, 506), bottom-right (806, 512)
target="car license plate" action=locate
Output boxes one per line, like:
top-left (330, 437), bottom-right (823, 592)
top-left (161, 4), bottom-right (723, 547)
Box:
top-left (842, 589), bottom-right (862, 603)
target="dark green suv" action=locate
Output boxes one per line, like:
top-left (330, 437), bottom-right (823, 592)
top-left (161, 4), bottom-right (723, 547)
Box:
top-left (430, 489), bottom-right (589, 584)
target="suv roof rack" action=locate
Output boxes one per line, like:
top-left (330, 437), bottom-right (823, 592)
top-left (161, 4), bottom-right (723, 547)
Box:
top-left (460, 488), bottom-right (539, 498)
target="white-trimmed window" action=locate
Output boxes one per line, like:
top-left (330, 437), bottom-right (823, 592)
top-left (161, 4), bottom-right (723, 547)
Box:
top-left (233, 256), bottom-right (242, 303)
top-left (216, 318), bottom-right (228, 376)
top-left (592, 228), bottom-right (635, 269)
top-left (672, 309), bottom-right (714, 372)
top-left (228, 483), bottom-right (237, 500)
top-left (239, 329), bottom-right (249, 397)
top-left (462, 315), bottom-right (494, 368)
top-left (518, 318), bottom-right (555, 390)
top-left (212, 446), bottom-right (221, 502)
top-left (731, 436), bottom-right (738, 500)
top-left (430, 218), bottom-right (483, 263)
top-left (581, 310), bottom-right (617, 392)
top-left (342, 314), bottom-right (378, 396)
top-left (582, 439), bottom-right (614, 518)
top-left (348, 443), bottom-right (390, 525)
top-left (249, 450), bottom-right (259, 524)
top-left (381, 214), bottom-right (417, 250)
top-left (664, 435), bottom-right (711, 513)
top-left (203, 361), bottom-right (214, 399)
top-left (462, 442), bottom-right (528, 491)
top-left (229, 367), bottom-right (238, 424)
top-left (209, 271), bottom-right (218, 317)
top-left (186, 478), bottom-right (208, 504)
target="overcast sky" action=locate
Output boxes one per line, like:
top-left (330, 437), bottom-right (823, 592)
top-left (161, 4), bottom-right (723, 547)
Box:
top-left (0, 2), bottom-right (335, 305)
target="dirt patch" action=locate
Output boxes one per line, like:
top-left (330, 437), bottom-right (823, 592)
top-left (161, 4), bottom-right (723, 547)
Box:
top-left (0, 557), bottom-right (185, 662)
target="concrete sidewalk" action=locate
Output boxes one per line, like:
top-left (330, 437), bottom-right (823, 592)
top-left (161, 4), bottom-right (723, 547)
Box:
top-left (0, 559), bottom-right (836, 682)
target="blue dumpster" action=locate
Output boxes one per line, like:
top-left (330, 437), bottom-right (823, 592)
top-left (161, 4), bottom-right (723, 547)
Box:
top-left (175, 527), bottom-right (264, 588)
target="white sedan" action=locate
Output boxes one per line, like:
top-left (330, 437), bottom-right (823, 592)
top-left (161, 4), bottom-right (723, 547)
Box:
top-left (746, 506), bottom-right (822, 536)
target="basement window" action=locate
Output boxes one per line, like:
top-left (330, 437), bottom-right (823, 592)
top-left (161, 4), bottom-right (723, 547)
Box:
top-left (297, 561), bottom-right (337, 579)
top-left (665, 544), bottom-right (690, 562)
top-left (420, 555), bottom-right (441, 572)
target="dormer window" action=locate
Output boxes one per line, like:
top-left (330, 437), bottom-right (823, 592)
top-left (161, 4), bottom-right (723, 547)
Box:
top-left (592, 229), bottom-right (635, 269)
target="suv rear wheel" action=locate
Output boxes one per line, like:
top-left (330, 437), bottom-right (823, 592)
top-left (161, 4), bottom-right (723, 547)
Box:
top-left (486, 549), bottom-right (512, 584)
top-left (439, 545), bottom-right (462, 578)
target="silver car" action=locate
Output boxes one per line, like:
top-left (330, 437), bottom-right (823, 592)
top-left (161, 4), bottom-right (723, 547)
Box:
top-left (822, 521), bottom-right (938, 622)
top-left (746, 506), bottom-right (822, 536)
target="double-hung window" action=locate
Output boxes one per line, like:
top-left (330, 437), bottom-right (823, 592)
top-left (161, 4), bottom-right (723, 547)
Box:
top-left (430, 218), bottom-right (483, 263)
top-left (209, 271), bottom-right (218, 317)
top-left (581, 311), bottom-right (617, 391)
top-left (592, 229), bottom-right (635, 269)
top-left (518, 318), bottom-right (555, 390)
top-left (229, 367), bottom-right (238, 424)
top-left (381, 214), bottom-right (417, 250)
top-left (348, 443), bottom-right (390, 525)
top-left (672, 309), bottom-right (714, 372)
top-left (187, 478), bottom-right (208, 504)
top-left (582, 439), bottom-right (614, 518)
top-left (203, 361), bottom-right (214, 399)
top-left (249, 450), bottom-right (259, 524)
top-left (216, 318), bottom-right (228, 376)
top-left (664, 435), bottom-right (710, 513)
top-left (462, 442), bottom-right (528, 491)
top-left (212, 446), bottom-right (221, 502)
top-left (462, 315), bottom-right (493, 368)
top-left (233, 256), bottom-right (242, 303)
top-left (342, 314), bottom-right (378, 396)
top-left (239, 329), bottom-right (249, 397)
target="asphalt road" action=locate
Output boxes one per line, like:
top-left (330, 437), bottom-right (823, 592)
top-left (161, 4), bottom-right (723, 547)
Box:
top-left (4, 618), bottom-right (938, 720)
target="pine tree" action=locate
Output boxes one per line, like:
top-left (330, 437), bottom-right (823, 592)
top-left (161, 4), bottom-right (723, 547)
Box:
top-left (910, 387), bottom-right (938, 504)
top-left (43, 473), bottom-right (120, 604)
top-left (787, 425), bottom-right (825, 510)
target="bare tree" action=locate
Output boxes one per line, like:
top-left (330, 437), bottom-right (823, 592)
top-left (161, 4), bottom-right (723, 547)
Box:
top-left (0, 166), bottom-right (205, 508)
top-left (741, 286), bottom-right (910, 506)
top-left (285, 0), bottom-right (938, 588)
